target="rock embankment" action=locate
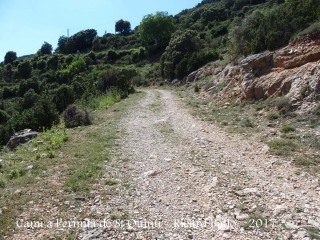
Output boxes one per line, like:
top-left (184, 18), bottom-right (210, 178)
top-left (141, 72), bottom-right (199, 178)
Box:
top-left (189, 31), bottom-right (320, 113)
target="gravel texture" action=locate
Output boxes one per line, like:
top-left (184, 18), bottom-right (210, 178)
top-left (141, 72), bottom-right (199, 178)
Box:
top-left (7, 89), bottom-right (319, 239)
top-left (78, 89), bottom-right (320, 240)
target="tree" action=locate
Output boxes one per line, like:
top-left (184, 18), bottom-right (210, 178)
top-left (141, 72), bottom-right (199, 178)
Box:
top-left (47, 55), bottom-right (59, 70)
top-left (38, 42), bottom-right (53, 55)
top-left (72, 29), bottom-right (97, 52)
top-left (115, 19), bottom-right (131, 35)
top-left (22, 89), bottom-right (40, 109)
top-left (3, 63), bottom-right (14, 83)
top-left (4, 51), bottom-right (17, 65)
top-left (54, 84), bottom-right (75, 112)
top-left (17, 61), bottom-right (32, 79)
top-left (139, 12), bottom-right (176, 49)
top-left (160, 30), bottom-right (201, 79)
top-left (57, 36), bottom-right (69, 53)
top-left (56, 29), bottom-right (97, 54)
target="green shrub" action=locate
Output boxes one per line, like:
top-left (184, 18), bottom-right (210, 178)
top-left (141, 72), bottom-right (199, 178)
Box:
top-left (54, 84), bottom-right (75, 112)
top-left (37, 59), bottom-right (47, 70)
top-left (47, 55), bottom-right (59, 70)
top-left (65, 55), bottom-right (74, 65)
top-left (280, 124), bottom-right (296, 133)
top-left (294, 157), bottom-right (318, 167)
top-left (30, 96), bottom-right (60, 131)
top-left (268, 138), bottom-right (297, 155)
top-left (68, 58), bottom-right (87, 77)
top-left (160, 30), bottom-right (201, 80)
top-left (87, 88), bottom-right (122, 110)
top-left (275, 97), bottom-right (291, 113)
top-left (294, 22), bottom-right (320, 38)
top-left (36, 123), bottom-right (68, 150)
top-left (18, 78), bottom-right (40, 97)
top-left (17, 61), bottom-right (32, 79)
top-left (313, 106), bottom-right (320, 116)
top-left (8, 169), bottom-right (19, 180)
top-left (229, 0), bottom-right (320, 57)
top-left (0, 124), bottom-right (12, 145)
top-left (0, 178), bottom-right (5, 188)
top-left (96, 67), bottom-right (135, 96)
top-left (2, 86), bottom-right (17, 99)
top-left (22, 89), bottom-right (40, 109)
top-left (267, 112), bottom-right (279, 120)
top-left (0, 110), bottom-right (9, 124)
top-left (105, 179), bottom-right (118, 185)
top-left (194, 83), bottom-right (200, 93)
top-left (242, 117), bottom-right (255, 128)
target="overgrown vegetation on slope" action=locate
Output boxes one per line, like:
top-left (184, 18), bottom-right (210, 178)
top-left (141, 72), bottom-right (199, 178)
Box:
top-left (0, 0), bottom-right (319, 147)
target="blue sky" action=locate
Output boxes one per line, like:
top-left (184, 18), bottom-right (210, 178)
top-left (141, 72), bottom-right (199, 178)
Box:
top-left (0, 0), bottom-right (202, 59)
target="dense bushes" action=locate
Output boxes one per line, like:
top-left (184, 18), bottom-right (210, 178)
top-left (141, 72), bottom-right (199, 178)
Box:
top-left (160, 30), bottom-right (219, 80)
top-left (57, 29), bottom-right (97, 54)
top-left (229, 0), bottom-right (320, 57)
top-left (1, 0), bottom-right (319, 147)
top-left (54, 84), bottom-right (75, 113)
top-left (97, 67), bottom-right (137, 96)
top-left (0, 39), bottom-right (142, 145)
top-left (0, 110), bottom-right (9, 124)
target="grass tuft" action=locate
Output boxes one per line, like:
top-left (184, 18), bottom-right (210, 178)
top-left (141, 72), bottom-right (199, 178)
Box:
top-left (105, 179), bottom-right (118, 186)
top-left (86, 88), bottom-right (122, 110)
top-left (280, 124), bottom-right (296, 133)
top-left (268, 138), bottom-right (297, 155)
top-left (267, 112), bottom-right (279, 120)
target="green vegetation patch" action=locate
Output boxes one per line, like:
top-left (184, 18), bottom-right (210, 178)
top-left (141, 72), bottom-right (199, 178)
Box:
top-left (280, 124), bottom-right (296, 133)
top-left (268, 138), bottom-right (298, 156)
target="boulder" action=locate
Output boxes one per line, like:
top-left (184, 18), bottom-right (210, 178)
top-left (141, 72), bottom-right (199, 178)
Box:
top-left (240, 51), bottom-right (274, 72)
top-left (186, 70), bottom-right (198, 83)
top-left (6, 129), bottom-right (39, 150)
top-left (192, 31), bottom-right (320, 113)
top-left (171, 79), bottom-right (181, 86)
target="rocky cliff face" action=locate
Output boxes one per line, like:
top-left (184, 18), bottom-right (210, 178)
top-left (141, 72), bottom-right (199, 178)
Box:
top-left (190, 31), bottom-right (320, 113)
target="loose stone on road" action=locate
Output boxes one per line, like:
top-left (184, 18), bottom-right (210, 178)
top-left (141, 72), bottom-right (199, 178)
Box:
top-left (79, 89), bottom-right (320, 240)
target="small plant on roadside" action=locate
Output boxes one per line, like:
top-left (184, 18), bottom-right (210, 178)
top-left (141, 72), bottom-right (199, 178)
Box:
top-left (255, 102), bottom-right (266, 111)
top-left (267, 112), bottom-right (279, 120)
top-left (86, 88), bottom-right (122, 110)
top-left (0, 178), bottom-right (5, 188)
top-left (306, 135), bottom-right (320, 149)
top-left (18, 167), bottom-right (27, 177)
top-left (280, 124), bottom-right (296, 133)
top-left (268, 138), bottom-right (297, 155)
top-left (105, 179), bottom-right (118, 186)
top-left (294, 156), bottom-right (318, 167)
top-left (194, 83), bottom-right (200, 93)
top-left (312, 105), bottom-right (320, 118)
top-left (7, 169), bottom-right (19, 180)
top-left (275, 96), bottom-right (291, 114)
top-left (48, 150), bottom-right (55, 159)
top-left (35, 123), bottom-right (68, 150)
top-left (305, 227), bottom-right (320, 240)
top-left (242, 117), bottom-right (255, 128)
top-left (295, 207), bottom-right (304, 213)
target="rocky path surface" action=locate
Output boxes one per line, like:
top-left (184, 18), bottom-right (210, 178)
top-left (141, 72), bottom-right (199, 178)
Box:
top-left (79, 89), bottom-right (320, 240)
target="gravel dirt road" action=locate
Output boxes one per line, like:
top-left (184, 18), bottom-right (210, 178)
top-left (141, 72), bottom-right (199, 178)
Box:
top-left (79, 89), bottom-right (320, 240)
top-left (8, 89), bottom-right (319, 240)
